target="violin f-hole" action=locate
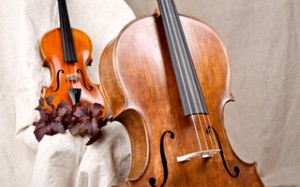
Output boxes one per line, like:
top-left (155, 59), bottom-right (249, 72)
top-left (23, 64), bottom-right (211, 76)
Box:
top-left (50, 69), bottom-right (64, 92)
top-left (77, 69), bottom-right (93, 91)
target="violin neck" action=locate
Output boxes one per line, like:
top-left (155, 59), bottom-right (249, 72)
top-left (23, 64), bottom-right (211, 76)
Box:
top-left (57, 0), bottom-right (77, 63)
top-left (157, 0), bottom-right (208, 116)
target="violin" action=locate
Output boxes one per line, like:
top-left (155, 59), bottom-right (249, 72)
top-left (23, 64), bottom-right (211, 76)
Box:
top-left (40, 0), bottom-right (107, 117)
top-left (99, 0), bottom-right (264, 186)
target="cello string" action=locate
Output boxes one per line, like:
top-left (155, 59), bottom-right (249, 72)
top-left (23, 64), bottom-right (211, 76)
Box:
top-left (164, 0), bottom-right (215, 153)
top-left (167, 0), bottom-right (218, 152)
top-left (161, 0), bottom-right (219, 155)
top-left (159, 0), bottom-right (203, 151)
top-left (166, 0), bottom-right (214, 152)
top-left (162, 1), bottom-right (207, 150)
top-left (204, 113), bottom-right (218, 150)
top-left (170, 0), bottom-right (218, 152)
top-left (163, 0), bottom-right (212, 152)
top-left (170, 1), bottom-right (216, 155)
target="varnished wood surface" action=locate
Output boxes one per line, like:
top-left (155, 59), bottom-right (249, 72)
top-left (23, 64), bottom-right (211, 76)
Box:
top-left (100, 15), bottom-right (264, 187)
top-left (40, 28), bottom-right (106, 116)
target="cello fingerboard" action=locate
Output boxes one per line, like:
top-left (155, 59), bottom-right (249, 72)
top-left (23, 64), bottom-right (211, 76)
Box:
top-left (157, 0), bottom-right (208, 116)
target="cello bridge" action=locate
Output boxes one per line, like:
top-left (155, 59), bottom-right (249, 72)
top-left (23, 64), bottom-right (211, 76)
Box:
top-left (177, 149), bottom-right (220, 162)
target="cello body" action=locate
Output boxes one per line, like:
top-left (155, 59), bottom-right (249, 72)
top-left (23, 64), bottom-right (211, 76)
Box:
top-left (100, 11), bottom-right (264, 187)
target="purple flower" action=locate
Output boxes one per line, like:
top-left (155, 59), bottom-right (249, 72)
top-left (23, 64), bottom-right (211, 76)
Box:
top-left (71, 103), bottom-right (108, 145)
top-left (33, 96), bottom-right (107, 145)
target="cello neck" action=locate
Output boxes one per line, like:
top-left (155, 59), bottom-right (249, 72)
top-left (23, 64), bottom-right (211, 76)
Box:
top-left (157, 0), bottom-right (208, 116)
top-left (57, 0), bottom-right (77, 63)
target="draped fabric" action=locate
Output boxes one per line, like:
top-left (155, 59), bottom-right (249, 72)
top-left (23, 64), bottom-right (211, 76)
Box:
top-left (1, 0), bottom-right (300, 187)
top-left (0, 0), bottom-right (134, 186)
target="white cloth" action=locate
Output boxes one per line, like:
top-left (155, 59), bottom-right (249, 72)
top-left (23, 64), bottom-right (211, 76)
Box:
top-left (0, 0), bottom-right (135, 187)
top-left (31, 123), bottom-right (130, 187)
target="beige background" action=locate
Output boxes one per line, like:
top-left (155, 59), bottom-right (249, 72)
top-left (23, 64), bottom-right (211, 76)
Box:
top-left (0, 0), bottom-right (300, 187)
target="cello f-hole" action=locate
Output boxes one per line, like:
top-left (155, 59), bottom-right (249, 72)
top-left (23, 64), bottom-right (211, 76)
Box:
top-left (149, 131), bottom-right (175, 187)
top-left (207, 126), bottom-right (240, 178)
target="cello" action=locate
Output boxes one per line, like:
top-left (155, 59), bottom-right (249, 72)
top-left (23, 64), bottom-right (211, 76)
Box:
top-left (100, 0), bottom-right (264, 186)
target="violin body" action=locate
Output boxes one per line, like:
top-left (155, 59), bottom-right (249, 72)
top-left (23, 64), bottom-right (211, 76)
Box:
top-left (39, 0), bottom-right (107, 119)
top-left (100, 14), bottom-right (264, 186)
top-left (40, 28), bottom-right (106, 116)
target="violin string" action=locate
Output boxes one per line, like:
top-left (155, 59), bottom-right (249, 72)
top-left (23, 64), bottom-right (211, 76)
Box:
top-left (64, 0), bottom-right (78, 89)
top-left (164, 0), bottom-right (214, 152)
top-left (62, 0), bottom-right (73, 89)
top-left (58, 0), bottom-right (69, 88)
top-left (160, 0), bottom-right (203, 151)
top-left (60, 0), bottom-right (77, 89)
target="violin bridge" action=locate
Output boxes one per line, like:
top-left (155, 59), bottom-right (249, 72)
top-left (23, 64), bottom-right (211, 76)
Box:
top-left (176, 149), bottom-right (220, 162)
top-left (66, 74), bottom-right (80, 82)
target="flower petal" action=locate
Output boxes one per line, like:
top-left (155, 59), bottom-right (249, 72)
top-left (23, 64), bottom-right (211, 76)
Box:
top-left (45, 96), bottom-right (55, 109)
top-left (58, 100), bottom-right (72, 112)
top-left (57, 107), bottom-right (67, 117)
top-left (88, 118), bottom-right (100, 137)
top-left (91, 103), bottom-right (104, 118)
top-left (69, 123), bottom-right (86, 136)
top-left (73, 104), bottom-right (89, 118)
top-left (35, 97), bottom-right (45, 111)
top-left (40, 109), bottom-right (50, 122)
top-left (51, 122), bottom-right (65, 134)
top-left (33, 121), bottom-right (47, 141)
